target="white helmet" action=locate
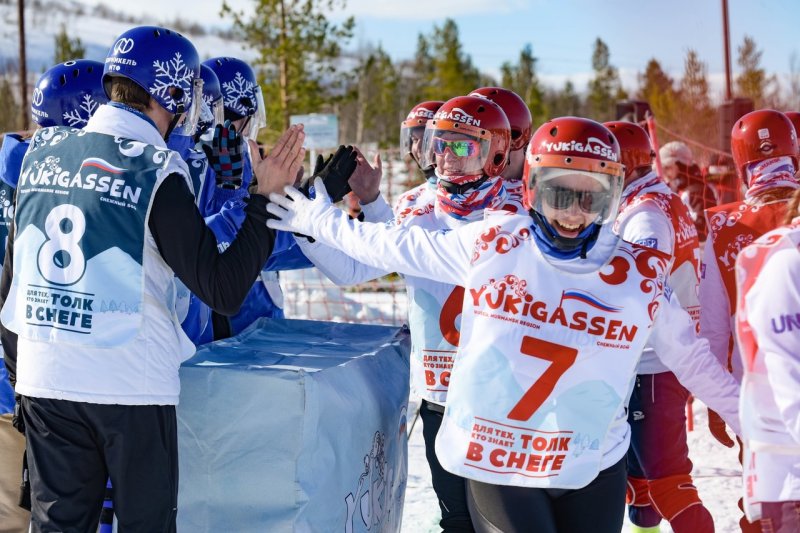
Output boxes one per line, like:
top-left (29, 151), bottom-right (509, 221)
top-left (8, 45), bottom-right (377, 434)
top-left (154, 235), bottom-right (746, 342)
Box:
top-left (659, 141), bottom-right (693, 167)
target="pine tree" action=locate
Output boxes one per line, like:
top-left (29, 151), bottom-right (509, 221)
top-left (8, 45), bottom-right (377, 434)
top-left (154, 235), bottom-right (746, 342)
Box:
top-left (500, 43), bottom-right (546, 127)
top-left (545, 80), bottom-right (582, 119)
top-left (222, 0), bottom-right (355, 137)
top-left (736, 35), bottom-right (778, 108)
top-left (354, 46), bottom-right (399, 146)
top-left (428, 19), bottom-right (481, 100)
top-left (676, 49), bottom-right (716, 157)
top-left (636, 58), bottom-right (679, 131)
top-left (53, 24), bottom-right (87, 64)
top-left (0, 75), bottom-right (20, 132)
top-left (587, 38), bottom-right (623, 122)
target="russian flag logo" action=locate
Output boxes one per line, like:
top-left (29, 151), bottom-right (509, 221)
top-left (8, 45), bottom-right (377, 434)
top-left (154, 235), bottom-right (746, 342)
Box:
top-left (561, 289), bottom-right (621, 313)
top-left (79, 158), bottom-right (126, 174)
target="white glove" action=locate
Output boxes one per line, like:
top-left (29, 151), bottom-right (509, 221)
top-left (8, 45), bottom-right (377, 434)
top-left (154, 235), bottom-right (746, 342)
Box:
top-left (267, 177), bottom-right (335, 238)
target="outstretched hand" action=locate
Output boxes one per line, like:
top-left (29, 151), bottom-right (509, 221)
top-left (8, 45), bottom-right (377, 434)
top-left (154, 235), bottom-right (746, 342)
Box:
top-left (298, 145), bottom-right (357, 203)
top-left (266, 178), bottom-right (335, 238)
top-left (348, 149), bottom-right (382, 205)
top-left (249, 125), bottom-right (306, 197)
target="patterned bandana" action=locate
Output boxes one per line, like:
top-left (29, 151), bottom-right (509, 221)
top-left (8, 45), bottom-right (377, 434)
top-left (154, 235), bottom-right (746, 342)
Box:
top-left (744, 156), bottom-right (799, 203)
top-left (435, 174), bottom-right (506, 221)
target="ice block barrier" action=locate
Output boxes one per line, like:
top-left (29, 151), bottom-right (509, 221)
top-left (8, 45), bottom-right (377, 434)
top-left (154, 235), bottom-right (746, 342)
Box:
top-left (177, 317), bottom-right (411, 532)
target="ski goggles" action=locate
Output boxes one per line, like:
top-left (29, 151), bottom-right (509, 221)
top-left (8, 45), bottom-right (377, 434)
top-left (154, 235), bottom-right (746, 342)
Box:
top-left (540, 184), bottom-right (611, 213)
top-left (433, 137), bottom-right (480, 158)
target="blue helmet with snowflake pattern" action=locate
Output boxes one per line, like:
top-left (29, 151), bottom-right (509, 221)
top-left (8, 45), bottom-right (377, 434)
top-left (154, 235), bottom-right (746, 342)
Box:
top-left (103, 26), bottom-right (201, 117)
top-left (204, 56), bottom-right (266, 141)
top-left (31, 59), bottom-right (108, 128)
top-left (204, 57), bottom-right (258, 120)
top-left (198, 64), bottom-right (224, 133)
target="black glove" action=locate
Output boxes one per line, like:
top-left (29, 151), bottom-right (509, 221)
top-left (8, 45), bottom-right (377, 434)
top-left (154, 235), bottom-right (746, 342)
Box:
top-left (12, 394), bottom-right (24, 434)
top-left (202, 120), bottom-right (244, 190)
top-left (298, 145), bottom-right (357, 203)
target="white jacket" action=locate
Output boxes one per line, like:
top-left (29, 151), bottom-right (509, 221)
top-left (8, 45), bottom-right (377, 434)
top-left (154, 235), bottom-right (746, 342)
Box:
top-left (736, 224), bottom-right (800, 518)
top-left (298, 205), bottom-right (741, 479)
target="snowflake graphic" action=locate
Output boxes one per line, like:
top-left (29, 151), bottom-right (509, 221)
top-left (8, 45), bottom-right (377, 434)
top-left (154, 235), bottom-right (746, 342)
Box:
top-left (221, 72), bottom-right (256, 116)
top-left (149, 52), bottom-right (194, 111)
top-left (61, 94), bottom-right (100, 128)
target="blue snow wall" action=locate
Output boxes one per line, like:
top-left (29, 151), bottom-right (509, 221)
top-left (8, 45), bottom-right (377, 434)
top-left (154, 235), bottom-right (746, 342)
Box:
top-left (177, 317), bottom-right (411, 532)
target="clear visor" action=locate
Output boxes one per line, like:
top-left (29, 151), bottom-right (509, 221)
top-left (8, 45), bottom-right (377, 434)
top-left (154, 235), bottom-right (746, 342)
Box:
top-left (421, 125), bottom-right (492, 178)
top-left (239, 86), bottom-right (267, 142)
top-left (527, 166), bottom-right (623, 225)
top-left (400, 125), bottom-right (425, 162)
top-left (196, 97), bottom-right (225, 138)
top-left (211, 97), bottom-right (225, 127)
top-left (171, 78), bottom-right (204, 137)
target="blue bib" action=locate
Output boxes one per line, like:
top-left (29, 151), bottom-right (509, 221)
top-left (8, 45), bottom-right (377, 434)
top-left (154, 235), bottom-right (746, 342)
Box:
top-left (1, 127), bottom-right (170, 347)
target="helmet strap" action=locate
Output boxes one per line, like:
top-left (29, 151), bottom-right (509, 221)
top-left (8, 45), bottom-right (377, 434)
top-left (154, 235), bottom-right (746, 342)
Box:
top-left (163, 101), bottom-right (186, 142)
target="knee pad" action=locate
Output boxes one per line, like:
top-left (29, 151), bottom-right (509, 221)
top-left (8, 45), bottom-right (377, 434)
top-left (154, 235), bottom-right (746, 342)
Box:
top-left (648, 474), bottom-right (703, 521)
top-left (627, 476), bottom-right (651, 507)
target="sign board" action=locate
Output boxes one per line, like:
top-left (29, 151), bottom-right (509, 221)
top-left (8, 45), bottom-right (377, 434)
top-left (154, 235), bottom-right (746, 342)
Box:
top-left (290, 113), bottom-right (339, 150)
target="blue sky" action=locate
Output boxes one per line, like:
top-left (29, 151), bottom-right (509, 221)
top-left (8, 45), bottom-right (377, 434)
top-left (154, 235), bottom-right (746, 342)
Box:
top-left (98, 0), bottom-right (799, 98)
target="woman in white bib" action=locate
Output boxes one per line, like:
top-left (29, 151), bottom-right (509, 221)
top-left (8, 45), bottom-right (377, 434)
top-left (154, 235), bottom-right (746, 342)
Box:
top-left (735, 191), bottom-right (800, 533)
top-left (266, 117), bottom-right (740, 533)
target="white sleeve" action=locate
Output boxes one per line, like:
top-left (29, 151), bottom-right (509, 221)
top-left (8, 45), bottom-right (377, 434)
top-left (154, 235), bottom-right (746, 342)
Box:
top-left (616, 203), bottom-right (675, 256)
top-left (745, 248), bottom-right (800, 444)
top-left (699, 237), bottom-right (732, 370)
top-left (649, 291), bottom-right (741, 435)
top-left (359, 194), bottom-right (394, 223)
top-left (311, 207), bottom-right (475, 286)
top-left (295, 237), bottom-right (390, 286)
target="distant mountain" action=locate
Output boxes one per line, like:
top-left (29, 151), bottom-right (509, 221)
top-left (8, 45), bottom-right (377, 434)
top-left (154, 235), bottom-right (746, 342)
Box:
top-left (0, 0), bottom-right (256, 75)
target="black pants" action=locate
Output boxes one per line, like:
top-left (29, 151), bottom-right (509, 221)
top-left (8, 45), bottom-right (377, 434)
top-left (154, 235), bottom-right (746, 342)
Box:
top-left (22, 397), bottom-right (178, 533)
top-left (466, 456), bottom-right (627, 533)
top-left (420, 400), bottom-right (475, 533)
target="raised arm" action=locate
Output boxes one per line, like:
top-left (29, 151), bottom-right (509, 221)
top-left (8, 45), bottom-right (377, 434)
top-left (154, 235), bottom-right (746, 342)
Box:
top-left (267, 179), bottom-right (474, 286)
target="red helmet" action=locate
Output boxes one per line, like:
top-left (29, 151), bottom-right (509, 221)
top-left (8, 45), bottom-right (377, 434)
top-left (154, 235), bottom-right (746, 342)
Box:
top-left (421, 95), bottom-right (511, 180)
top-left (523, 117), bottom-right (624, 224)
top-left (468, 87), bottom-right (532, 151)
top-left (401, 101), bottom-right (444, 129)
top-left (731, 109), bottom-right (799, 181)
top-left (603, 121), bottom-right (655, 179)
top-left (783, 111), bottom-right (800, 141)
top-left (400, 100), bottom-right (444, 161)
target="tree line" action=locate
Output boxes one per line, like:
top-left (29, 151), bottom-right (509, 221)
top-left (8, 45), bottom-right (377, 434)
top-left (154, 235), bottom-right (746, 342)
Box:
top-left (2, 0), bottom-right (797, 162)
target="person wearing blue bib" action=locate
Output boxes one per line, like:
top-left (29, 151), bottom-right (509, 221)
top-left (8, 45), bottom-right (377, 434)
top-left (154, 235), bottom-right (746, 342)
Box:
top-left (0, 26), bottom-right (304, 532)
top-left (0, 58), bottom-right (108, 531)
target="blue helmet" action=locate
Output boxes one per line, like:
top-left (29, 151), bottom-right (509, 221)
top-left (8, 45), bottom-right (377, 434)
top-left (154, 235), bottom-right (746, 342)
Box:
top-left (199, 64), bottom-right (224, 132)
top-left (31, 59), bottom-right (108, 128)
top-left (204, 57), bottom-right (260, 119)
top-left (203, 57), bottom-right (266, 141)
top-left (103, 25), bottom-right (201, 115)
